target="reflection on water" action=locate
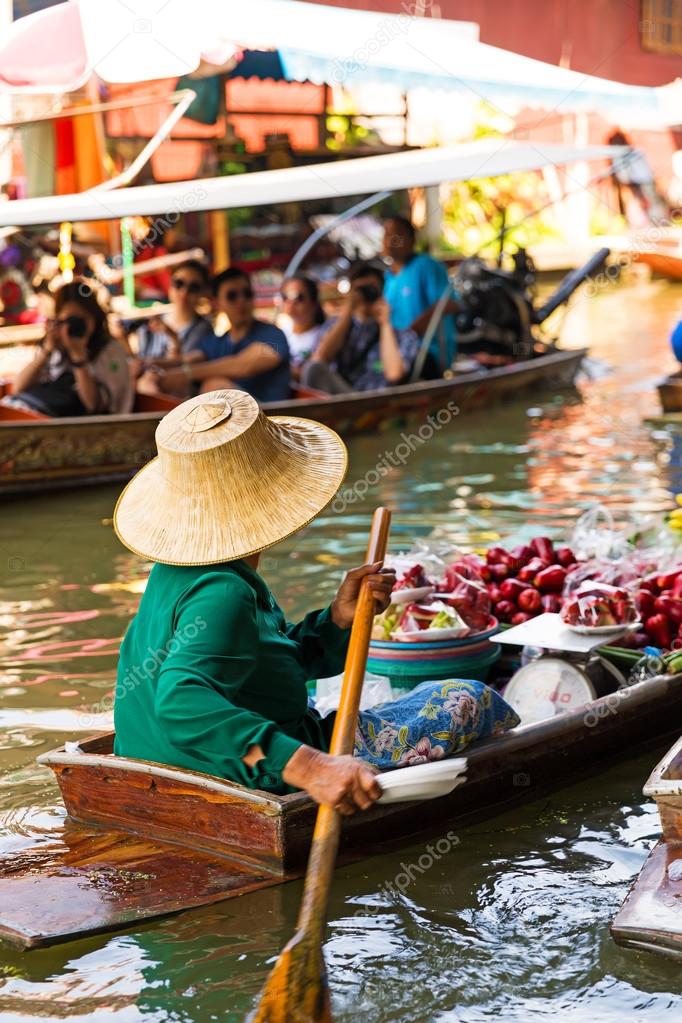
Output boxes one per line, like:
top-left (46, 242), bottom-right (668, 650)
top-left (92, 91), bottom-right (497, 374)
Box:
top-left (0, 278), bottom-right (681, 1019)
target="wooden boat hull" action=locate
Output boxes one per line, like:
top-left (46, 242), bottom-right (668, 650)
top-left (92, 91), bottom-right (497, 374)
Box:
top-left (0, 347), bottom-right (586, 496)
top-left (611, 733), bottom-right (682, 960)
top-left (634, 250), bottom-right (682, 281)
top-left (0, 669), bottom-right (679, 950)
top-left (658, 374), bottom-right (682, 415)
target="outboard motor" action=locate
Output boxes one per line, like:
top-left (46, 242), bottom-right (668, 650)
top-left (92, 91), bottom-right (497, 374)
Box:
top-left (454, 247), bottom-right (610, 359)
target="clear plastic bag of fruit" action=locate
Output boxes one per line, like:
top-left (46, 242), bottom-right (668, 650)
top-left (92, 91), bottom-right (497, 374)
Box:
top-left (569, 505), bottom-right (631, 562)
top-left (562, 557), bottom-right (642, 598)
top-left (560, 581), bottom-right (637, 628)
top-left (436, 569), bottom-right (491, 633)
top-left (387, 540), bottom-right (457, 586)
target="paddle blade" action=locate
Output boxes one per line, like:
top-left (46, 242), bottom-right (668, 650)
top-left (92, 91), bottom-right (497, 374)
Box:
top-left (248, 927), bottom-right (331, 1023)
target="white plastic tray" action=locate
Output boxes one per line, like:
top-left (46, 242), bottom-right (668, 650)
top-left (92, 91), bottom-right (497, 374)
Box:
top-left (376, 757), bottom-right (467, 804)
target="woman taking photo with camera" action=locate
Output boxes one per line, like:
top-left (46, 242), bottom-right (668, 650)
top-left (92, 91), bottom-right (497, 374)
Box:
top-left (301, 262), bottom-right (420, 394)
top-left (2, 281), bottom-right (132, 418)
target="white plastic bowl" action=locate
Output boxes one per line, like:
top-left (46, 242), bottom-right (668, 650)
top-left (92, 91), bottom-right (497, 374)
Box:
top-left (390, 585), bottom-right (436, 604)
top-left (376, 757), bottom-right (467, 804)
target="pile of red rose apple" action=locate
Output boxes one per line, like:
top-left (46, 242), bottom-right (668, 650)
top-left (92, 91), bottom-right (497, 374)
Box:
top-left (448, 536), bottom-right (682, 651)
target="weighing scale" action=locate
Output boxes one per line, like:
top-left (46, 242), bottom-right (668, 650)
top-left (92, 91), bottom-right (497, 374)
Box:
top-left (497, 612), bottom-right (630, 723)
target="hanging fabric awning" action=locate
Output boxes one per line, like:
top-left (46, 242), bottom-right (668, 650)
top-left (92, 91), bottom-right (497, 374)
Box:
top-left (0, 139), bottom-right (628, 227)
top-left (0, 0), bottom-right (674, 128)
top-left (230, 2), bottom-right (667, 126)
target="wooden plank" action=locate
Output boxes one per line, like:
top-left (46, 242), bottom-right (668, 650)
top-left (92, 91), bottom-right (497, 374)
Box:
top-left (0, 818), bottom-right (283, 950)
top-left (611, 842), bottom-right (682, 960)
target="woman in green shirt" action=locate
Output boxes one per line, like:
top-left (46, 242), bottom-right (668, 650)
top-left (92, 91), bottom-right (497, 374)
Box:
top-left (113, 389), bottom-right (518, 815)
top-left (113, 388), bottom-right (393, 815)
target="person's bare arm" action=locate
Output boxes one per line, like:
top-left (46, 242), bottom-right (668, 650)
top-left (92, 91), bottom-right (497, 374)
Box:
top-left (188, 343), bottom-right (281, 382)
top-left (312, 305), bottom-right (353, 364)
top-left (374, 299), bottom-right (406, 383)
top-left (244, 743), bottom-right (381, 813)
top-left (409, 297), bottom-right (460, 338)
top-left (71, 363), bottom-right (100, 412)
top-left (12, 345), bottom-right (51, 393)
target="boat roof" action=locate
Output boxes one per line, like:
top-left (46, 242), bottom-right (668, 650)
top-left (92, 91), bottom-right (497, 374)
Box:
top-left (0, 140), bottom-right (627, 227)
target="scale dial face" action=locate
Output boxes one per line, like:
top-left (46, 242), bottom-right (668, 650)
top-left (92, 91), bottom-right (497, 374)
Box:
top-left (503, 657), bottom-right (596, 724)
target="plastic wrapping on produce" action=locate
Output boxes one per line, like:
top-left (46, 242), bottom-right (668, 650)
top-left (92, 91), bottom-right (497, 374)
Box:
top-left (387, 540), bottom-right (461, 582)
top-left (562, 558), bottom-right (643, 596)
top-left (312, 672), bottom-right (394, 716)
top-left (570, 503), bottom-right (682, 576)
top-left (439, 569), bottom-right (491, 632)
top-left (570, 505), bottom-right (632, 561)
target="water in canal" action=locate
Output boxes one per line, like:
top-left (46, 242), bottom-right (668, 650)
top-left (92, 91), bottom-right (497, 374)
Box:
top-left (1, 275), bottom-right (681, 1021)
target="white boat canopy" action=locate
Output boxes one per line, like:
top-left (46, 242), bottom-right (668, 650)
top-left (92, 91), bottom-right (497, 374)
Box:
top-left (0, 140), bottom-right (627, 228)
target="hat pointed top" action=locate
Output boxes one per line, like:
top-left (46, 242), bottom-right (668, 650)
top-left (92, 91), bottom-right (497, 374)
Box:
top-left (180, 397), bottom-right (232, 434)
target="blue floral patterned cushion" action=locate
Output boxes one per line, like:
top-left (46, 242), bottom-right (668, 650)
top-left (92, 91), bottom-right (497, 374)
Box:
top-left (354, 678), bottom-right (520, 770)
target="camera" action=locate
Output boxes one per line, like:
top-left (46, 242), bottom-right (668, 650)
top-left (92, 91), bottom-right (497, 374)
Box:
top-left (356, 283), bottom-right (381, 304)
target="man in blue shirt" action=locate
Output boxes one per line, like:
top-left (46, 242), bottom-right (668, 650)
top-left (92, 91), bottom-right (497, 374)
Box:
top-left (159, 268), bottom-right (291, 403)
top-left (382, 216), bottom-right (458, 374)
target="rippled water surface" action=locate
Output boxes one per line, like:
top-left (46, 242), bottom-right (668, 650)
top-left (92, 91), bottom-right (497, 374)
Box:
top-left (1, 277), bottom-right (682, 1021)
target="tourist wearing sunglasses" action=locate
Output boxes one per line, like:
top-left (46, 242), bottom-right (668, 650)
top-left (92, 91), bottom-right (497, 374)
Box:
top-left (1, 281), bottom-right (132, 417)
top-left (278, 275), bottom-right (327, 377)
top-left (159, 268), bottom-right (291, 402)
top-left (131, 259), bottom-right (216, 370)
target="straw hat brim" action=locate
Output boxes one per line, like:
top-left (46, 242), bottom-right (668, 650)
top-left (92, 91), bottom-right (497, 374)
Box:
top-left (113, 415), bottom-right (348, 566)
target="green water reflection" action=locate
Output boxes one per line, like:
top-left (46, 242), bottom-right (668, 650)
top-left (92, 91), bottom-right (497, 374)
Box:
top-left (0, 277), bottom-right (681, 1020)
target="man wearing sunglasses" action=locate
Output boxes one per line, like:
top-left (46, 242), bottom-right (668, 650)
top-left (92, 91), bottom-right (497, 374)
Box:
top-left (159, 267), bottom-right (290, 402)
top-left (129, 259), bottom-right (215, 372)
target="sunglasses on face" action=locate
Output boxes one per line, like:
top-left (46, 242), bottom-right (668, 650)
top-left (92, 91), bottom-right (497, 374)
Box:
top-left (171, 277), bottom-right (202, 294)
top-left (54, 315), bottom-right (88, 338)
top-left (223, 287), bottom-right (254, 302)
top-left (281, 292), bottom-right (306, 304)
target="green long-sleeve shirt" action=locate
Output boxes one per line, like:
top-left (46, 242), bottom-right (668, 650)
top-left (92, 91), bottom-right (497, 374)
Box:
top-left (113, 559), bottom-right (350, 792)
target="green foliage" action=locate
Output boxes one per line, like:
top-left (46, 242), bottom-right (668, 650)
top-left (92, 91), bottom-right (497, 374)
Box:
top-left (440, 105), bottom-right (561, 257)
top-left (442, 169), bottom-right (560, 258)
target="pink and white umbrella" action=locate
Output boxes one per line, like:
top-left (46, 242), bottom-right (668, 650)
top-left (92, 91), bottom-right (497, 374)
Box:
top-left (0, 0), bottom-right (240, 92)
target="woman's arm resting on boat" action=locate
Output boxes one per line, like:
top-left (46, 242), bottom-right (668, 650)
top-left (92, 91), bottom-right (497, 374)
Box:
top-left (282, 745), bottom-right (381, 814)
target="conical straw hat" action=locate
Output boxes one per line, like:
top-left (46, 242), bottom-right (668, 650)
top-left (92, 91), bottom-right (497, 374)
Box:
top-left (114, 389), bottom-right (348, 565)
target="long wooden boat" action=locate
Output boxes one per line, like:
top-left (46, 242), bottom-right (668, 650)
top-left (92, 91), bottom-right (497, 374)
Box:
top-left (0, 346), bottom-right (585, 497)
top-left (0, 666), bottom-right (679, 950)
top-left (611, 733), bottom-right (682, 961)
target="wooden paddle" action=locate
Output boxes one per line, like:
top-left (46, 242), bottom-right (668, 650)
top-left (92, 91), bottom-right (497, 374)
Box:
top-left (249, 506), bottom-right (392, 1023)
